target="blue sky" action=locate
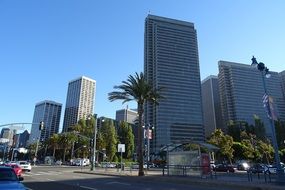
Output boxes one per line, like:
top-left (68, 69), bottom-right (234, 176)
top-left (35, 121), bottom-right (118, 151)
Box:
top-left (1, 0), bottom-right (285, 132)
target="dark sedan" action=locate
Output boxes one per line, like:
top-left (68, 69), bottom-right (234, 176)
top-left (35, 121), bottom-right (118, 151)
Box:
top-left (249, 163), bottom-right (268, 174)
top-left (213, 164), bottom-right (236, 173)
top-left (0, 166), bottom-right (26, 190)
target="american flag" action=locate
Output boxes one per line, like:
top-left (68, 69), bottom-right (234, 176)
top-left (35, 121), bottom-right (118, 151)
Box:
top-left (262, 93), bottom-right (278, 120)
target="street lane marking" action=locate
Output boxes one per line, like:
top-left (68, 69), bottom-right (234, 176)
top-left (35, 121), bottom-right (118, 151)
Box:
top-left (80, 185), bottom-right (98, 190)
top-left (106, 181), bottom-right (130, 186)
top-left (47, 178), bottom-right (55, 181)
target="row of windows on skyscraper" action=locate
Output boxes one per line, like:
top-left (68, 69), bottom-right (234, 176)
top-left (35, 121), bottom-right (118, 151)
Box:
top-left (202, 61), bottom-right (285, 138)
top-left (21, 14), bottom-right (285, 153)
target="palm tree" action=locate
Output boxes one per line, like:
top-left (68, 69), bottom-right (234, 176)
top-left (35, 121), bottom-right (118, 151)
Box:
top-left (49, 134), bottom-right (60, 159)
top-left (108, 72), bottom-right (163, 176)
top-left (59, 133), bottom-right (78, 162)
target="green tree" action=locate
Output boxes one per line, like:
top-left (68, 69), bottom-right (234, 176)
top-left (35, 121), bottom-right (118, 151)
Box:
top-left (232, 142), bottom-right (245, 161)
top-left (49, 134), bottom-right (60, 159)
top-left (253, 116), bottom-right (266, 140)
top-left (275, 120), bottom-right (285, 149)
top-left (241, 139), bottom-right (255, 160)
top-left (59, 132), bottom-right (77, 162)
top-left (208, 129), bottom-right (234, 164)
top-left (227, 120), bottom-right (241, 142)
top-left (118, 121), bottom-right (135, 159)
top-left (257, 139), bottom-right (274, 164)
top-left (108, 72), bottom-right (164, 176)
top-left (100, 119), bottom-right (118, 161)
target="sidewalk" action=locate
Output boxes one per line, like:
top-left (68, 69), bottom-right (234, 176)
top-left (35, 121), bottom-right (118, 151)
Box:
top-left (74, 168), bottom-right (285, 190)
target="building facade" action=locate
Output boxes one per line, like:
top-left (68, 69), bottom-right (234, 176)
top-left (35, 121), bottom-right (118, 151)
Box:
top-left (201, 75), bottom-right (223, 138)
top-left (144, 15), bottom-right (205, 152)
top-left (218, 61), bottom-right (285, 135)
top-left (280, 71), bottom-right (285, 100)
top-left (116, 108), bottom-right (137, 124)
top-left (12, 130), bottom-right (30, 148)
top-left (29, 100), bottom-right (62, 144)
top-left (0, 128), bottom-right (14, 146)
top-left (62, 76), bottom-right (96, 132)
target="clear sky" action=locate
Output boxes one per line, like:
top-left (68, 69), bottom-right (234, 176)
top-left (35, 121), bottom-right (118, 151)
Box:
top-left (1, 0), bottom-right (285, 132)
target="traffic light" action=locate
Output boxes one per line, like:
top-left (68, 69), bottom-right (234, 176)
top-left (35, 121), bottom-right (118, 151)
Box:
top-left (39, 121), bottom-right (44, 131)
top-left (90, 139), bottom-right (94, 147)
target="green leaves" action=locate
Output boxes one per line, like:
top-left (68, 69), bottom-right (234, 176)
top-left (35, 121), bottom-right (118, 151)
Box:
top-left (208, 129), bottom-right (234, 164)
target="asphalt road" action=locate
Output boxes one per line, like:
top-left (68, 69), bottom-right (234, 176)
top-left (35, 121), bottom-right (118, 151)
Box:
top-left (21, 166), bottom-right (240, 190)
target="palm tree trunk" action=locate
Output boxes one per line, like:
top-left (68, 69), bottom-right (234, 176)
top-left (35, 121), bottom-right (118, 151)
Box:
top-left (53, 147), bottom-right (56, 158)
top-left (138, 103), bottom-right (144, 176)
top-left (63, 148), bottom-right (66, 162)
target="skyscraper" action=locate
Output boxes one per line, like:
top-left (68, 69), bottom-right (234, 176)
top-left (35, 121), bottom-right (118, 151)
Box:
top-left (201, 75), bottom-right (223, 138)
top-left (280, 70), bottom-right (285, 99)
top-left (0, 128), bottom-right (14, 146)
top-left (218, 61), bottom-right (285, 135)
top-left (29, 100), bottom-right (62, 144)
top-left (144, 15), bottom-right (204, 151)
top-left (62, 76), bottom-right (96, 132)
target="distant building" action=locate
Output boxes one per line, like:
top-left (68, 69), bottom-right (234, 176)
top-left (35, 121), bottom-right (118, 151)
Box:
top-left (280, 71), bottom-right (285, 100)
top-left (116, 108), bottom-right (137, 124)
top-left (0, 128), bottom-right (14, 146)
top-left (218, 61), bottom-right (285, 135)
top-left (29, 100), bottom-right (62, 144)
top-left (62, 76), bottom-right (96, 132)
top-left (201, 76), bottom-right (223, 138)
top-left (13, 130), bottom-right (30, 148)
top-left (144, 15), bottom-right (204, 152)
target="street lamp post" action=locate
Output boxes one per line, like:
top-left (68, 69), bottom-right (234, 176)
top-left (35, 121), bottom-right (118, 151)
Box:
top-left (145, 123), bottom-right (154, 170)
top-left (34, 121), bottom-right (44, 165)
top-left (251, 56), bottom-right (285, 183)
top-left (90, 114), bottom-right (97, 171)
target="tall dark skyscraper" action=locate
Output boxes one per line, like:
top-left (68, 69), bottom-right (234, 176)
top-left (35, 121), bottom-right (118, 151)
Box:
top-left (29, 100), bottom-right (62, 144)
top-left (144, 15), bottom-right (204, 152)
top-left (201, 76), bottom-right (223, 138)
top-left (218, 61), bottom-right (285, 135)
top-left (280, 70), bottom-right (285, 99)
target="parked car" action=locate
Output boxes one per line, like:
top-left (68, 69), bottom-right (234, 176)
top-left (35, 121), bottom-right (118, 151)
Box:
top-left (249, 163), bottom-right (268, 174)
top-left (266, 163), bottom-right (285, 174)
top-left (102, 162), bottom-right (116, 168)
top-left (55, 160), bottom-right (62, 165)
top-left (75, 159), bottom-right (90, 166)
top-left (17, 161), bottom-right (32, 172)
top-left (212, 164), bottom-right (235, 173)
top-left (3, 164), bottom-right (23, 177)
top-left (0, 166), bottom-right (26, 190)
top-left (131, 163), bottom-right (147, 169)
top-left (236, 160), bottom-right (250, 171)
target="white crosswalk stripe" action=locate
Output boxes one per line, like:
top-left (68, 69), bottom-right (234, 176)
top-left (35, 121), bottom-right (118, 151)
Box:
top-left (23, 171), bottom-right (64, 176)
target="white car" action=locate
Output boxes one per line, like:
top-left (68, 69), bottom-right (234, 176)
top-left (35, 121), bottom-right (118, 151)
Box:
top-left (75, 159), bottom-right (90, 166)
top-left (17, 161), bottom-right (32, 172)
top-left (132, 163), bottom-right (147, 169)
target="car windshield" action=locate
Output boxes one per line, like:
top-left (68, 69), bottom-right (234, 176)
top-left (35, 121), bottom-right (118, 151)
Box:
top-left (0, 168), bottom-right (18, 181)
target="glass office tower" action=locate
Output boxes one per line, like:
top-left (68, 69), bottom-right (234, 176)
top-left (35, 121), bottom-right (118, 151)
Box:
top-left (218, 61), bottom-right (285, 135)
top-left (29, 100), bottom-right (62, 144)
top-left (144, 15), bottom-right (205, 152)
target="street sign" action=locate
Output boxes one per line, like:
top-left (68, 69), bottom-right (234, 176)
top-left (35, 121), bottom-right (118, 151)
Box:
top-left (118, 144), bottom-right (125, 153)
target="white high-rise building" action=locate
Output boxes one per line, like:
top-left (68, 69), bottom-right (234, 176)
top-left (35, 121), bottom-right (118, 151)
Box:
top-left (62, 76), bottom-right (96, 132)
